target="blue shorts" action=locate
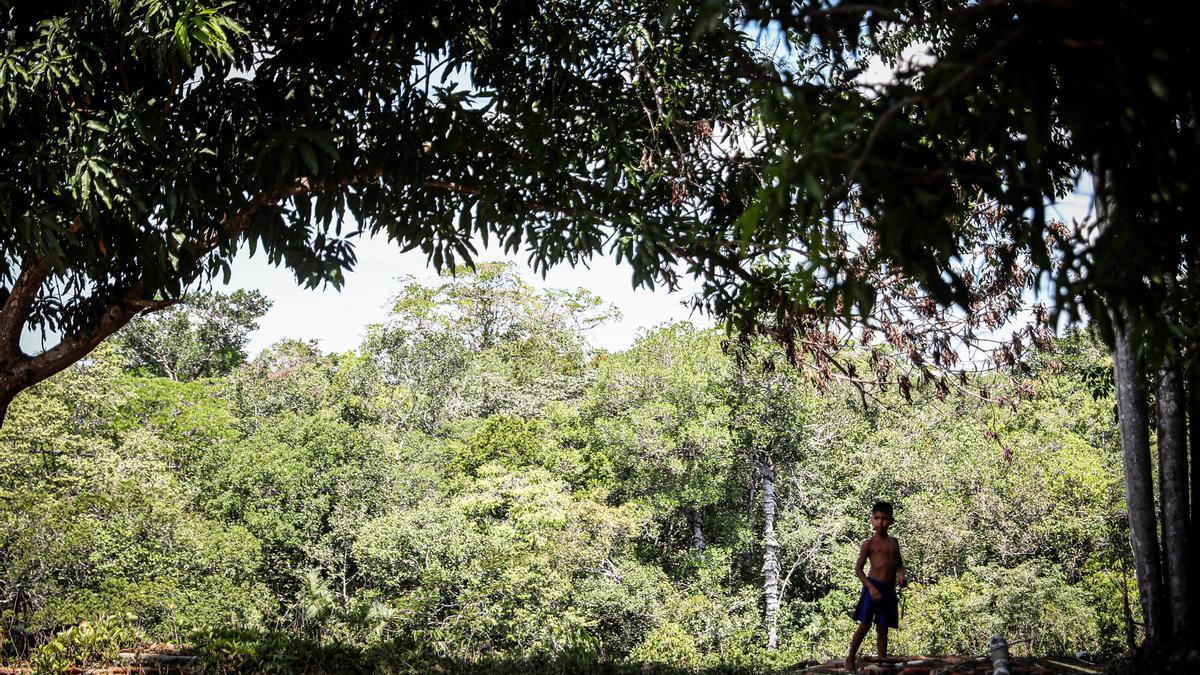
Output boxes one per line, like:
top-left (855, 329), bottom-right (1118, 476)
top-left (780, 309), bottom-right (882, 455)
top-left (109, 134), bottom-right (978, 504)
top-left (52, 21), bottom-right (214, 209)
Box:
top-left (852, 577), bottom-right (899, 628)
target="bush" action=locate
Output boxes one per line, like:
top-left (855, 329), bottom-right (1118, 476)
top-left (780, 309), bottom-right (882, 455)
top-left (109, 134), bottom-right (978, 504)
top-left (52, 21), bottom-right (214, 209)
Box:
top-left (27, 617), bottom-right (138, 675)
top-left (892, 563), bottom-right (1099, 657)
top-left (191, 627), bottom-right (369, 674)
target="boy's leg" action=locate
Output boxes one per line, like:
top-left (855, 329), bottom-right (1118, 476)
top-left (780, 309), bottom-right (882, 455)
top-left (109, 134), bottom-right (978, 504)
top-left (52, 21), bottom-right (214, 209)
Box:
top-left (875, 624), bottom-right (888, 658)
top-left (846, 622), bottom-right (870, 672)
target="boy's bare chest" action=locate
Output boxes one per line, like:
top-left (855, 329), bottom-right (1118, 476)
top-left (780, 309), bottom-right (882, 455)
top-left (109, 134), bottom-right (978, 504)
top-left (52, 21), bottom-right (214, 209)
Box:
top-left (868, 537), bottom-right (896, 561)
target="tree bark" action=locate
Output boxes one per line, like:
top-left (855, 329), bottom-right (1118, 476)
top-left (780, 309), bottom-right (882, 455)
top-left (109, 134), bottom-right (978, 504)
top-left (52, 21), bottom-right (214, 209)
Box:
top-left (1156, 360), bottom-right (1191, 641)
top-left (1112, 309), bottom-right (1168, 643)
top-left (0, 388), bottom-right (16, 427)
top-left (0, 303), bottom-right (150, 420)
top-left (1122, 555), bottom-right (1137, 654)
top-left (759, 451), bottom-right (780, 650)
top-left (1190, 366), bottom-right (1200, 616)
top-left (1186, 244), bottom-right (1200, 624)
top-left (689, 507), bottom-right (706, 556)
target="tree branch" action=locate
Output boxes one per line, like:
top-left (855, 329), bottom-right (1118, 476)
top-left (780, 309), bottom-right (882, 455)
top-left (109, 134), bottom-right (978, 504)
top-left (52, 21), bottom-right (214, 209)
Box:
top-left (0, 257), bottom-right (53, 359)
top-left (16, 290), bottom-right (179, 387)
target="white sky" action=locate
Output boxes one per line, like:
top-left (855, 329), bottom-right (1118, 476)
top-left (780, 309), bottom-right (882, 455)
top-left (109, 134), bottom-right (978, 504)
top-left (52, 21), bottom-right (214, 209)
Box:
top-left (221, 235), bottom-right (711, 356)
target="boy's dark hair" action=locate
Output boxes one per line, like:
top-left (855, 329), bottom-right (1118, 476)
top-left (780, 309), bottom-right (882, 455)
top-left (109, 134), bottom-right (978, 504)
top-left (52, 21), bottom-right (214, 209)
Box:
top-left (872, 501), bottom-right (894, 519)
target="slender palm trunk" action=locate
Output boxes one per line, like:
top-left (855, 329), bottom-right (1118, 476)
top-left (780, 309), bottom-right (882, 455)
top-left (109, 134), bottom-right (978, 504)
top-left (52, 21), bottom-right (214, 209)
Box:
top-left (1157, 361), bottom-right (1191, 640)
top-left (759, 451), bottom-right (780, 650)
top-left (1112, 311), bottom-right (1168, 642)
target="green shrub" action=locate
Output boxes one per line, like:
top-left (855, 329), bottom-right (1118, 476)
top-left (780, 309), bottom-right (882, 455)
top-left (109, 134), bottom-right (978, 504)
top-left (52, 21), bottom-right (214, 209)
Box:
top-left (190, 627), bottom-right (369, 674)
top-left (630, 620), bottom-right (701, 669)
top-left (28, 617), bottom-right (137, 675)
top-left (892, 563), bottom-right (1099, 657)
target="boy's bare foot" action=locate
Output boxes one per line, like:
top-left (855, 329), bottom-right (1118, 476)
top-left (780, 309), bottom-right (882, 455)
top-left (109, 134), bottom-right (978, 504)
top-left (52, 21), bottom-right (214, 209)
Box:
top-left (844, 657), bottom-right (856, 673)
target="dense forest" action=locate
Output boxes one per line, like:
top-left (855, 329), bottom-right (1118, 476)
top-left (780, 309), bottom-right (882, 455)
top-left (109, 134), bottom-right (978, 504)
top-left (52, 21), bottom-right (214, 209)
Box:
top-left (0, 265), bottom-right (1129, 673)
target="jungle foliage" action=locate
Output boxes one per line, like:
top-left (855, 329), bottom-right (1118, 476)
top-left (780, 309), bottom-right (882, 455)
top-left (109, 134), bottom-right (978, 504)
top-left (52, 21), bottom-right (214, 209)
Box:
top-left (1, 273), bottom-right (1128, 672)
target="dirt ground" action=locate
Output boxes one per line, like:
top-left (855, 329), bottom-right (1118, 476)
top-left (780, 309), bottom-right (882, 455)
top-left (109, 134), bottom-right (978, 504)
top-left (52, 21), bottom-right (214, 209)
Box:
top-left (0, 649), bottom-right (1109, 675)
top-left (791, 654), bottom-right (1104, 675)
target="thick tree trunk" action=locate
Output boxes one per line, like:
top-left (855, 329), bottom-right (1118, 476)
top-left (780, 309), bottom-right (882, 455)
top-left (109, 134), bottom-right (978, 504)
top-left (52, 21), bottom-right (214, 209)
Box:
top-left (1122, 556), bottom-right (1137, 654)
top-left (1112, 312), bottom-right (1168, 643)
top-left (1188, 247), bottom-right (1200, 625)
top-left (0, 388), bottom-right (14, 426)
top-left (689, 507), bottom-right (706, 556)
top-left (1156, 361), bottom-right (1191, 640)
top-left (1190, 366), bottom-right (1200, 617)
top-left (759, 452), bottom-right (780, 650)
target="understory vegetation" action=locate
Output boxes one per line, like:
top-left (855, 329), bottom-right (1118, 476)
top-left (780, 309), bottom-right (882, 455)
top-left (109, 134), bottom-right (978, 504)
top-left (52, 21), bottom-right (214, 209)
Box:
top-left (0, 267), bottom-right (1129, 672)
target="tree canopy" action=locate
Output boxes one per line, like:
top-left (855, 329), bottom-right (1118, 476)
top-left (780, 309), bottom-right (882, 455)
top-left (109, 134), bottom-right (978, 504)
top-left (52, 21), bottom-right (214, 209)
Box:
top-left (115, 288), bottom-right (270, 380)
top-left (0, 0), bottom-right (763, 420)
top-left (6, 1), bottom-right (1200, 668)
top-left (701, 1), bottom-right (1198, 348)
top-left (4, 1), bottom-right (1198, 408)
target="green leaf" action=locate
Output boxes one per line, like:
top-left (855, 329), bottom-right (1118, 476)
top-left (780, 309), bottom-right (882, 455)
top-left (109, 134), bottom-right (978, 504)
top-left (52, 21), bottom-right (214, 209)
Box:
top-left (298, 142), bottom-right (319, 176)
top-left (93, 178), bottom-right (113, 208)
top-left (175, 20), bottom-right (193, 67)
top-left (803, 174), bottom-right (823, 200)
top-left (77, 162), bottom-right (92, 202)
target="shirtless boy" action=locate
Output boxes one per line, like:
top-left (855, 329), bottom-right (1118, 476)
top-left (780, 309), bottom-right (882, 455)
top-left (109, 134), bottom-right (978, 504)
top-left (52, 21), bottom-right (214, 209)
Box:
top-left (845, 500), bottom-right (906, 674)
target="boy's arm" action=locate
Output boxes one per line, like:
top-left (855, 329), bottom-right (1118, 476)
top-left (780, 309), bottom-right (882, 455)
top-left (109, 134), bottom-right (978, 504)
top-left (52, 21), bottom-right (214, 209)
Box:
top-left (896, 541), bottom-right (907, 586)
top-left (856, 540), bottom-right (880, 599)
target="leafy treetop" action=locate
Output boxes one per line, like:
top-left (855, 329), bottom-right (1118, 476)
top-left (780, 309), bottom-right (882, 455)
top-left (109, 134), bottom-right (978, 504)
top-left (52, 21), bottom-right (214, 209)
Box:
top-left (0, 0), bottom-right (764, 420)
top-left (709, 0), bottom-right (1198, 355)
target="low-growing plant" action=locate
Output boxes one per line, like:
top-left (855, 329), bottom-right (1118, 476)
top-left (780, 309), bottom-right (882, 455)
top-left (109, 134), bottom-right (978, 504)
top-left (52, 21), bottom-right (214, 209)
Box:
top-left (28, 617), bottom-right (137, 675)
top-left (190, 627), bottom-right (370, 674)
